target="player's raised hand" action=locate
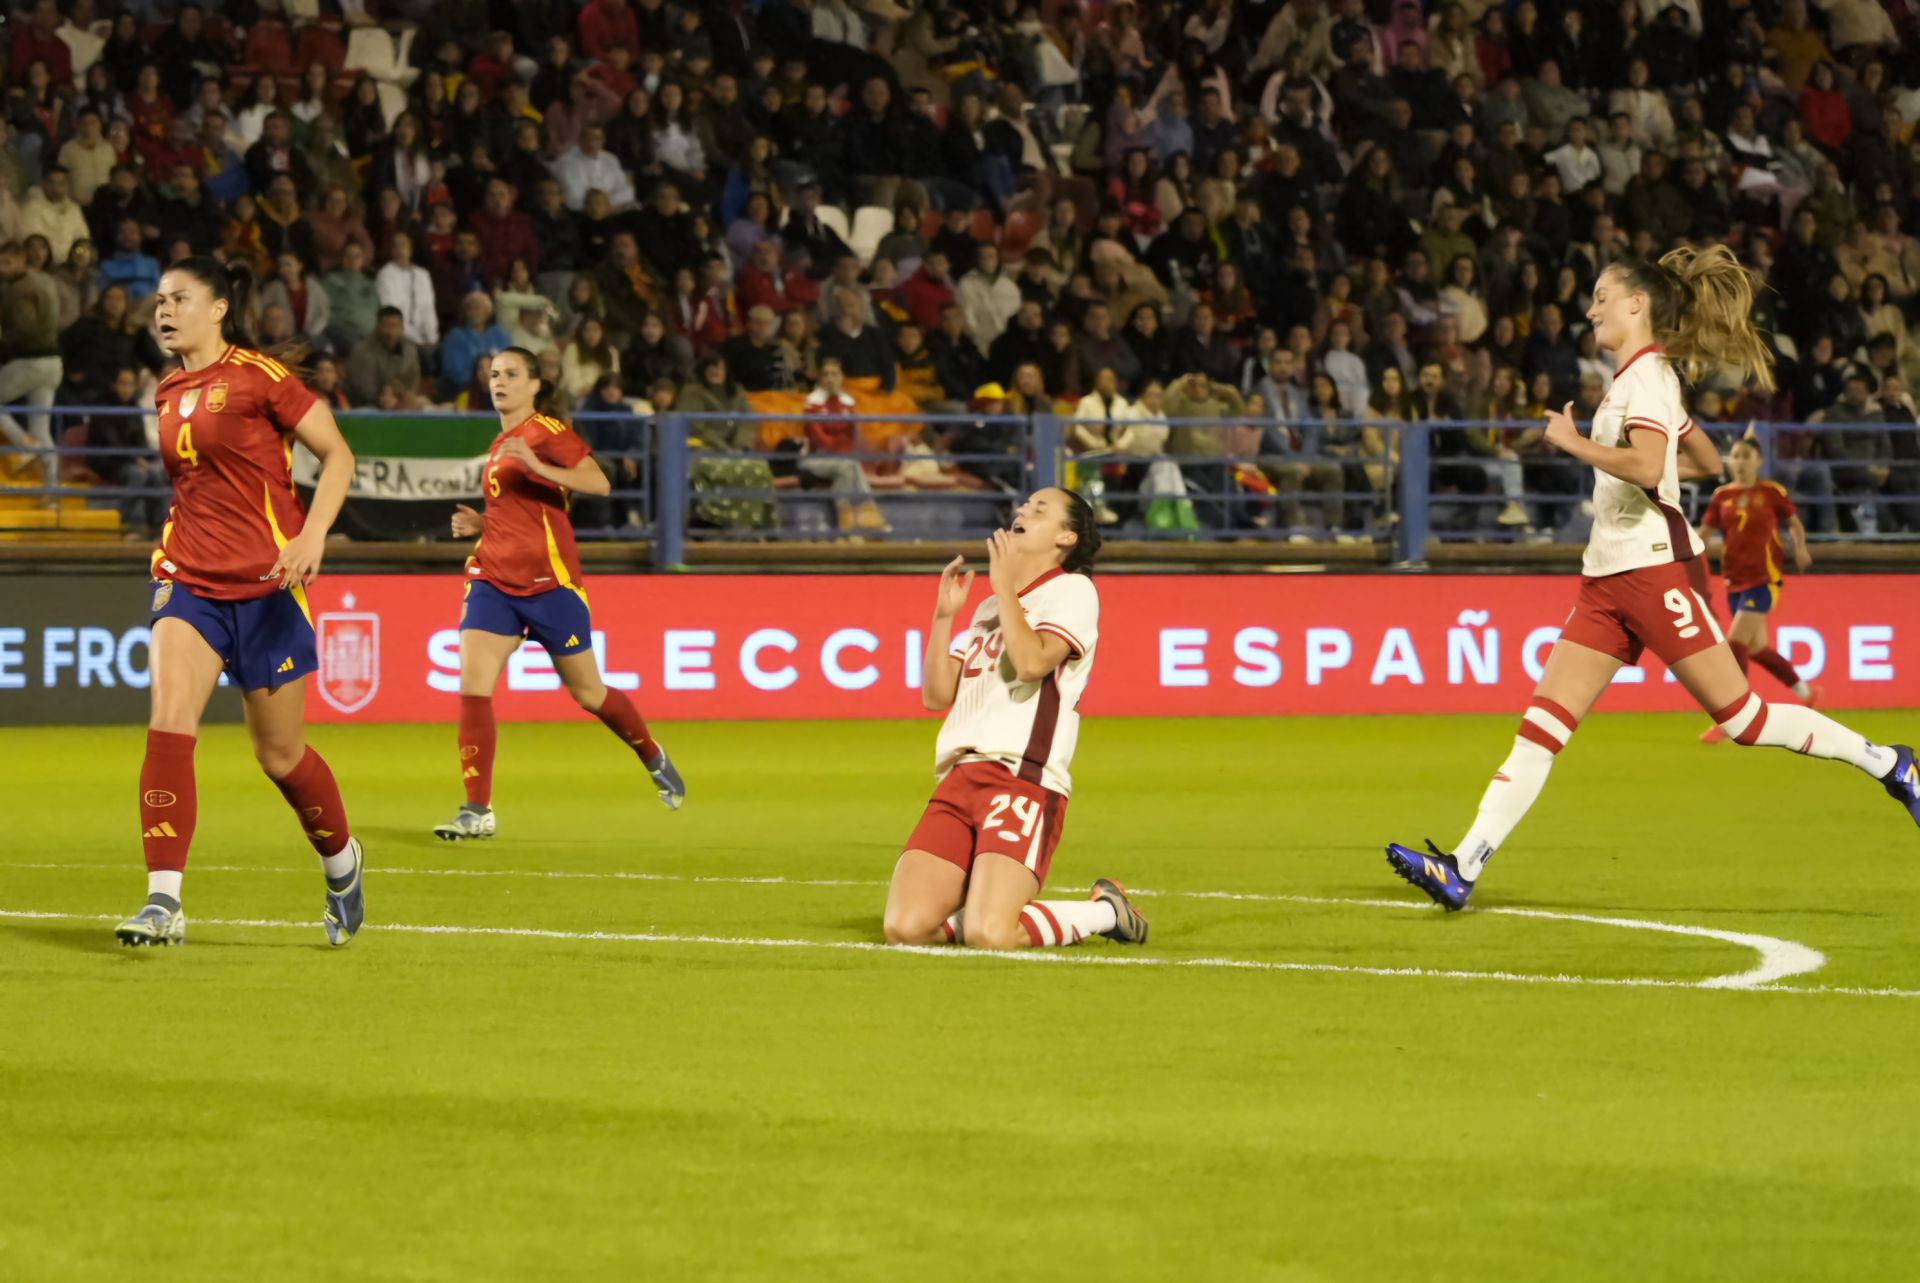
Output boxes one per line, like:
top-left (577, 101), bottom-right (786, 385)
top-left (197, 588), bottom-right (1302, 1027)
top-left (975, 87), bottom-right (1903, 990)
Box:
top-left (497, 436), bottom-right (539, 470)
top-left (986, 529), bottom-right (1019, 598)
top-left (266, 528), bottom-right (326, 589)
top-left (934, 554), bottom-right (973, 619)
top-left (451, 503), bottom-right (484, 538)
top-left (1543, 402), bottom-right (1582, 453)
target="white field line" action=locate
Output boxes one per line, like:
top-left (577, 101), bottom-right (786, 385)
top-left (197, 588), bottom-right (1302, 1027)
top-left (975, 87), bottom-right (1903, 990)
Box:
top-left (0, 907), bottom-right (1907, 998)
top-left (0, 861), bottom-right (1862, 994)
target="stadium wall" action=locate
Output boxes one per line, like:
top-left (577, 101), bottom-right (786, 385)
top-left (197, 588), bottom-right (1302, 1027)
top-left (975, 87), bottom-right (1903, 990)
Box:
top-left (3, 574), bottom-right (1916, 727)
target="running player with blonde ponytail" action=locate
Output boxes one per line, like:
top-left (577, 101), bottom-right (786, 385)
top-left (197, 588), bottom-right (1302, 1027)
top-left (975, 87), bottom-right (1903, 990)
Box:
top-left (1386, 244), bottom-right (1919, 910)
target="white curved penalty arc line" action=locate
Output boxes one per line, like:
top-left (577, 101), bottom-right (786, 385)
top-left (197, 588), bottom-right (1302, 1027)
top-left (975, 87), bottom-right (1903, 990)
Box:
top-left (0, 862), bottom-right (1830, 991)
top-left (0, 903), bottom-right (1876, 995)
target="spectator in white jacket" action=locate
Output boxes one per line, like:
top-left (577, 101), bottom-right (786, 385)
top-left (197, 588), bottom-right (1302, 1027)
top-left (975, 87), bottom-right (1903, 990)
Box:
top-left (374, 230), bottom-right (440, 350)
top-left (19, 170), bottom-right (91, 262)
top-left (957, 245), bottom-right (1022, 354)
top-left (555, 125), bottom-right (636, 211)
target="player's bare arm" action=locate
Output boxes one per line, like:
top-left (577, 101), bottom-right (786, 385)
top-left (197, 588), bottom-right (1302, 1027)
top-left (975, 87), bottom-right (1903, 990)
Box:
top-left (922, 555), bottom-right (972, 712)
top-left (1676, 426), bottom-right (1724, 482)
top-left (1543, 401), bottom-right (1667, 488)
top-left (496, 435), bottom-right (611, 497)
top-left (1789, 513), bottom-right (1813, 572)
top-left (986, 529), bottom-right (1071, 682)
top-left (270, 401), bottom-right (356, 588)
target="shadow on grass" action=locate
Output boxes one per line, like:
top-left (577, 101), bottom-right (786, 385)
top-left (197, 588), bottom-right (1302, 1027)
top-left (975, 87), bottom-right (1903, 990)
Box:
top-left (0, 920), bottom-right (326, 953)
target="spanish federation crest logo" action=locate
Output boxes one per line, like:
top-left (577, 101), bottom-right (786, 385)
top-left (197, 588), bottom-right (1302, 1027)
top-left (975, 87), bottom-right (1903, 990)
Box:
top-left (316, 592), bottom-right (380, 715)
top-left (178, 389), bottom-right (200, 417)
top-left (207, 382), bottom-right (229, 413)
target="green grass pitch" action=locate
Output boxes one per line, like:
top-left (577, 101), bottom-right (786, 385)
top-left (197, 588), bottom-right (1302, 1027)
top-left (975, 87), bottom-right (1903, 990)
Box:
top-left (4, 713), bottom-right (1918, 1281)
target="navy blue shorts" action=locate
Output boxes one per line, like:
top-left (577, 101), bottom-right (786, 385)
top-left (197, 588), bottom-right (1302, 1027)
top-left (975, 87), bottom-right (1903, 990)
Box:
top-left (1728, 583), bottom-right (1781, 615)
top-left (150, 579), bottom-right (317, 692)
top-left (461, 579), bottom-right (593, 656)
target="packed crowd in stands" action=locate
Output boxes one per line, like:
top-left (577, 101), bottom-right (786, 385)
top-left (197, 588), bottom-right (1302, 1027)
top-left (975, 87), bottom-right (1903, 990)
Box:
top-left (0, 0), bottom-right (1916, 539)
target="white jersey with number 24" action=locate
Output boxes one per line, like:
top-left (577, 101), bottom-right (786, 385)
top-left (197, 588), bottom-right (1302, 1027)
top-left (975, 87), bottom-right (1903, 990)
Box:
top-left (936, 568), bottom-right (1100, 797)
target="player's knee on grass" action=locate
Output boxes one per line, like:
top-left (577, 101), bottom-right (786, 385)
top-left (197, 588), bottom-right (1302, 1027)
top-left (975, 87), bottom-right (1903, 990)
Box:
top-left (965, 915), bottom-right (1029, 952)
top-left (882, 908), bottom-right (946, 946)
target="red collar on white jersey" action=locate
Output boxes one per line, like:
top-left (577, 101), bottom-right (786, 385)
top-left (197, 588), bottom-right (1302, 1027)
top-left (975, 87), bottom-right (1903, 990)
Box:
top-left (1615, 344), bottom-right (1664, 378)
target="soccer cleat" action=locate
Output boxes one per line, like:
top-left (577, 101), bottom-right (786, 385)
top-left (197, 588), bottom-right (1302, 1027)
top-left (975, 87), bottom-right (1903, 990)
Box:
top-left (646, 745), bottom-right (685, 811)
top-left (1385, 840), bottom-right (1476, 911)
top-left (116, 902), bottom-right (186, 947)
top-left (1699, 723), bottom-right (1727, 744)
top-left (1091, 878), bottom-right (1149, 944)
top-left (1883, 745), bottom-right (1920, 828)
top-left (323, 838), bottom-right (366, 948)
top-left (433, 803), bottom-right (497, 841)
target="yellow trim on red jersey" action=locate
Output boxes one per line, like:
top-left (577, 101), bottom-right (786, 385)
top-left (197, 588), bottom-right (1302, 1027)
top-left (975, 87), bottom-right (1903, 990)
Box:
top-left (150, 518), bottom-right (174, 575)
top-left (260, 485), bottom-right (314, 625)
top-left (534, 414), bottom-right (568, 434)
top-left (541, 511), bottom-right (589, 608)
top-left (229, 348), bottom-right (291, 382)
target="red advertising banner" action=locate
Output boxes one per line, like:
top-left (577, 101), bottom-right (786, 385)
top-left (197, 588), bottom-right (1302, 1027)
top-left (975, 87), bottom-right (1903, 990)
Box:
top-left (292, 574), bottom-right (1920, 723)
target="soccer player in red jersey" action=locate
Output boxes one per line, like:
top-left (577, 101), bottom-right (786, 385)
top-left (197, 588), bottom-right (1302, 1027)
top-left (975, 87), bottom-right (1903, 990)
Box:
top-left (1387, 248), bottom-right (1919, 910)
top-left (1696, 432), bottom-right (1821, 743)
top-left (433, 347), bottom-right (683, 840)
top-left (882, 489), bottom-right (1148, 951)
top-left (117, 258), bottom-right (366, 948)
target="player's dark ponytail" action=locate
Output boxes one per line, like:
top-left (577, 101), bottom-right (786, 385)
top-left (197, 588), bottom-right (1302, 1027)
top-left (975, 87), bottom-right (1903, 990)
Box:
top-left (1058, 486), bottom-right (1102, 576)
top-left (170, 255), bottom-right (257, 347)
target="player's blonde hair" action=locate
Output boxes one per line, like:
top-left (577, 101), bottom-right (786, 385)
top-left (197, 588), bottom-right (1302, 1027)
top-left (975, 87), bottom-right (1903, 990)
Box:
top-left (1610, 246), bottom-right (1777, 392)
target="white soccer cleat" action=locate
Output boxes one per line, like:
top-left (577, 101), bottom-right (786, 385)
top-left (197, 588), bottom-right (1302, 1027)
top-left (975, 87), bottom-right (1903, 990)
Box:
top-left (116, 901), bottom-right (186, 947)
top-left (433, 804), bottom-right (497, 841)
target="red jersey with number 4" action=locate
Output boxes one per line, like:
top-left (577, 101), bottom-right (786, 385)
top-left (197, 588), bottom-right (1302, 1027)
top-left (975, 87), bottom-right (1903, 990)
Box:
top-left (151, 346), bottom-right (318, 601)
top-left (1703, 480), bottom-right (1796, 591)
top-left (466, 412), bottom-right (594, 596)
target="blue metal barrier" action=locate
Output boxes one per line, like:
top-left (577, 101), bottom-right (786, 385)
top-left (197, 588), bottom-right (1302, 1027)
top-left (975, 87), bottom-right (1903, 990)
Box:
top-left (7, 405), bottom-right (1919, 562)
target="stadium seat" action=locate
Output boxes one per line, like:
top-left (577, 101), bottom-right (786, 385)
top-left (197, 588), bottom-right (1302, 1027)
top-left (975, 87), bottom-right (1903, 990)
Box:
top-left (968, 208), bottom-right (998, 243)
top-left (1000, 208), bottom-right (1044, 261)
top-left (243, 20), bottom-right (294, 78)
top-left (847, 206), bottom-right (894, 266)
top-left (815, 203), bottom-right (852, 249)
top-left (294, 24), bottom-right (347, 78)
top-left (58, 425), bottom-right (98, 486)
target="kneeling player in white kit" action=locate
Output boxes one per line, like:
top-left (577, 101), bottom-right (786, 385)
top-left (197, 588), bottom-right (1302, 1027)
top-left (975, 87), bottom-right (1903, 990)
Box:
top-left (882, 488), bottom-right (1149, 950)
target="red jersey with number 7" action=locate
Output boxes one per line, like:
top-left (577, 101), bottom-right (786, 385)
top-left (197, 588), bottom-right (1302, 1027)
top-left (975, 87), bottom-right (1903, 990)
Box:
top-left (151, 345), bottom-right (318, 601)
top-left (466, 412), bottom-right (595, 597)
top-left (1703, 480), bottom-right (1796, 591)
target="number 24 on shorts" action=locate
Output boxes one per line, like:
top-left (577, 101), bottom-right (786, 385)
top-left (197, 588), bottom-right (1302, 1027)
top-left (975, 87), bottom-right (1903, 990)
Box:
top-left (984, 792), bottom-right (1048, 865)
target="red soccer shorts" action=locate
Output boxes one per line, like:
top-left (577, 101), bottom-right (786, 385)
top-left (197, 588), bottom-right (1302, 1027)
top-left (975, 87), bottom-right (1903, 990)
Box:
top-left (1562, 558), bottom-right (1725, 668)
top-left (904, 760), bottom-right (1069, 887)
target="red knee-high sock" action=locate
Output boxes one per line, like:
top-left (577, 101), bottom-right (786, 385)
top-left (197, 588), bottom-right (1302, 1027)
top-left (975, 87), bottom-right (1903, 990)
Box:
top-left (1728, 640), bottom-right (1751, 673)
top-left (1751, 647), bottom-right (1803, 690)
top-left (592, 688), bottom-right (661, 764)
top-left (140, 730), bottom-right (197, 873)
top-left (459, 695), bottom-right (496, 806)
top-left (270, 746), bottom-right (352, 857)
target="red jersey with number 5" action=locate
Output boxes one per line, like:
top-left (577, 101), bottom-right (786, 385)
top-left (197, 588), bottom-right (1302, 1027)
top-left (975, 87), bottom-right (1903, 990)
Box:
top-left (466, 412), bottom-right (594, 596)
top-left (1703, 480), bottom-right (1796, 591)
top-left (152, 345), bottom-right (318, 601)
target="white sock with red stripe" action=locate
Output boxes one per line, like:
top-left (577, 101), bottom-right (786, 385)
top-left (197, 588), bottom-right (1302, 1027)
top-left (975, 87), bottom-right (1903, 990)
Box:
top-left (1454, 697), bottom-right (1578, 880)
top-left (1710, 692), bottom-right (1897, 777)
top-left (941, 910), bottom-right (964, 944)
top-left (1018, 899), bottom-right (1117, 947)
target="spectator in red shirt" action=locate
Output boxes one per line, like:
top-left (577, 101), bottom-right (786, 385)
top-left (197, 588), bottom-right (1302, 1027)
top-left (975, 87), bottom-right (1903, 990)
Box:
top-left (580, 0), bottom-right (641, 60)
top-left (589, 45), bottom-right (639, 101)
top-left (736, 238), bottom-right (819, 315)
top-left (467, 31), bottom-right (525, 102)
top-left (469, 178), bottom-right (541, 284)
top-left (901, 250), bottom-right (958, 331)
top-left (10, 0), bottom-right (72, 87)
top-left (1797, 62), bottom-right (1851, 152)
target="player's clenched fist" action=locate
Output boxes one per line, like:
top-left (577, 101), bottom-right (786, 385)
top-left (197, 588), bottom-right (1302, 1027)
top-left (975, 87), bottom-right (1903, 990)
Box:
top-left (452, 503), bottom-right (485, 538)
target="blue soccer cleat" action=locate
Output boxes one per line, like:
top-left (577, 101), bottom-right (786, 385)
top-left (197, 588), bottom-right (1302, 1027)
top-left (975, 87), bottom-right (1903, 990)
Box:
top-left (1884, 745), bottom-right (1920, 828)
top-left (323, 838), bottom-right (366, 947)
top-left (1385, 839), bottom-right (1476, 911)
top-left (647, 745), bottom-right (685, 811)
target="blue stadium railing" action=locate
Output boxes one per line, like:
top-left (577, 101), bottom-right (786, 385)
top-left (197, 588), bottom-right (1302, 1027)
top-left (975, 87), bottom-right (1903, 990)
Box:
top-left (5, 406), bottom-right (1918, 568)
